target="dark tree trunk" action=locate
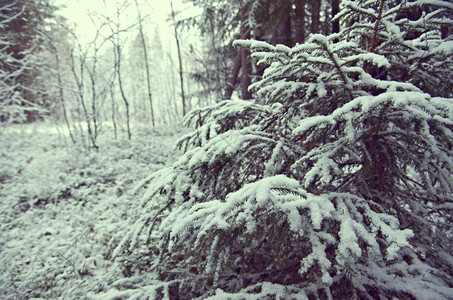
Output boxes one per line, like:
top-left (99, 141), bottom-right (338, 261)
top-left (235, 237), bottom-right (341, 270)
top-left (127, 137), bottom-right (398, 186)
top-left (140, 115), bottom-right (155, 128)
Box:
top-left (171, 1), bottom-right (187, 116)
top-left (270, 1), bottom-right (292, 46)
top-left (294, 0), bottom-right (306, 44)
top-left (240, 1), bottom-right (252, 100)
top-left (332, 0), bottom-right (340, 34)
top-left (274, 13), bottom-right (292, 46)
top-left (225, 50), bottom-right (242, 100)
top-left (116, 43), bottom-right (131, 140)
top-left (310, 0), bottom-right (321, 34)
top-left (135, 0), bottom-right (155, 126)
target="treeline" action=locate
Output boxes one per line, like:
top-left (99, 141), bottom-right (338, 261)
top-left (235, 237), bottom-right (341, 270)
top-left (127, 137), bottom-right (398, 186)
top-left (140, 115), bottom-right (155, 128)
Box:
top-left (182, 0), bottom-right (343, 101)
top-left (0, 0), bottom-right (203, 150)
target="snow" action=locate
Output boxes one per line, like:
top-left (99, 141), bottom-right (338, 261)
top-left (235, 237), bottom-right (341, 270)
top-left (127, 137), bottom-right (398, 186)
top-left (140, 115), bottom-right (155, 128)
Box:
top-left (210, 281), bottom-right (310, 300)
top-left (337, 217), bottom-right (362, 264)
top-left (2, 2), bottom-right (452, 294)
top-left (0, 123), bottom-right (184, 299)
top-left (1, 112), bottom-right (451, 298)
top-left (347, 53), bottom-right (390, 68)
top-left (299, 233), bottom-right (333, 284)
top-left (433, 40), bottom-right (453, 54)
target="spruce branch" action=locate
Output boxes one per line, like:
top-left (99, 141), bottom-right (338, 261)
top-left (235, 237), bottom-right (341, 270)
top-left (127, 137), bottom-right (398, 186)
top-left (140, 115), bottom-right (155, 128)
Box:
top-left (321, 41), bottom-right (354, 101)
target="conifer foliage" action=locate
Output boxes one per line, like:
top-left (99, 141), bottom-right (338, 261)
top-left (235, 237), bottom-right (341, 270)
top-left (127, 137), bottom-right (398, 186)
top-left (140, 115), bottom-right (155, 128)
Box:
top-left (0, 0), bottom-right (60, 123)
top-left (116, 1), bottom-right (453, 298)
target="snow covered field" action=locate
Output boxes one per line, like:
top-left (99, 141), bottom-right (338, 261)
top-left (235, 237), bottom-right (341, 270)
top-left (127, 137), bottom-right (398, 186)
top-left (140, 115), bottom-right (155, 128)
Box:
top-left (0, 124), bottom-right (184, 299)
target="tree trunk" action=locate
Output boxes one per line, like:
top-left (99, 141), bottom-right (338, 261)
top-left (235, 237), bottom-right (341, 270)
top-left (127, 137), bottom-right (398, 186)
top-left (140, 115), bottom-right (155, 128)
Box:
top-left (42, 28), bottom-right (76, 144)
top-left (332, 0), bottom-right (340, 34)
top-left (112, 3), bottom-right (131, 140)
top-left (240, 1), bottom-right (252, 100)
top-left (110, 47), bottom-right (118, 139)
top-left (88, 62), bottom-right (98, 140)
top-left (274, 17), bottom-right (292, 46)
top-left (225, 50), bottom-right (242, 99)
top-left (110, 84), bottom-right (117, 139)
top-left (310, 0), bottom-right (321, 34)
top-left (116, 43), bottom-right (131, 140)
top-left (294, 0), bottom-right (306, 44)
top-left (69, 48), bottom-right (98, 151)
top-left (55, 51), bottom-right (76, 144)
top-left (171, 1), bottom-right (187, 116)
top-left (135, 0), bottom-right (155, 127)
top-left (271, 2), bottom-right (292, 46)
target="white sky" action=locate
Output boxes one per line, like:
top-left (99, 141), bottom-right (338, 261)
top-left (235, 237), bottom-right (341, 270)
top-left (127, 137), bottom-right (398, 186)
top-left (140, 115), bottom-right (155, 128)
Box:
top-left (55, 0), bottom-right (200, 47)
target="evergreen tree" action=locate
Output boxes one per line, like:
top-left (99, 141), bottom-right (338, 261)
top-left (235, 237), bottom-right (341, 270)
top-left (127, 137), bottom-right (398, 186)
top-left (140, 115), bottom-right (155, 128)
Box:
top-left (115, 0), bottom-right (453, 298)
top-left (0, 1), bottom-right (30, 123)
top-left (183, 0), bottom-right (344, 101)
top-left (0, 0), bottom-right (60, 123)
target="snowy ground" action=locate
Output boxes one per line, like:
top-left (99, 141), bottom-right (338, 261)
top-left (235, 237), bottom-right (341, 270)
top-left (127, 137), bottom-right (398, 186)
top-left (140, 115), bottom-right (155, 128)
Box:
top-left (0, 123), bottom-right (185, 299)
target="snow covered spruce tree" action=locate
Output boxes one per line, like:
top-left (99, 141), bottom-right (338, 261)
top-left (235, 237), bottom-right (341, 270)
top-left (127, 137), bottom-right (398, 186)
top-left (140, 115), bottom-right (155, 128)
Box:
top-left (0, 0), bottom-right (59, 123)
top-left (0, 1), bottom-right (27, 123)
top-left (114, 1), bottom-right (453, 298)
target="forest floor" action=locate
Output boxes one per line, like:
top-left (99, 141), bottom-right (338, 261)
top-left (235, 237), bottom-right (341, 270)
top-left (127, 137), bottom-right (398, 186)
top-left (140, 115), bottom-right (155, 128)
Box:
top-left (0, 123), bottom-right (185, 299)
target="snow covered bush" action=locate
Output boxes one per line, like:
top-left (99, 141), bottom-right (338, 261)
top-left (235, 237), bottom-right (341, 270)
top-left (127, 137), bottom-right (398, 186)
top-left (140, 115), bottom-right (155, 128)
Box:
top-left (114, 1), bottom-right (453, 299)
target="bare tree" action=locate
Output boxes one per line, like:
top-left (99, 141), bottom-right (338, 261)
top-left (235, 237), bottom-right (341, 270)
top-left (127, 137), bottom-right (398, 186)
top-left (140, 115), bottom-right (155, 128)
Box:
top-left (68, 41), bottom-right (98, 151)
top-left (134, 0), bottom-right (155, 127)
top-left (42, 32), bottom-right (76, 144)
top-left (115, 40), bottom-right (131, 140)
top-left (171, 1), bottom-right (187, 116)
top-left (65, 16), bottom-right (114, 150)
top-left (69, 32), bottom-right (103, 151)
top-left (109, 60), bottom-right (118, 139)
top-left (107, 1), bottom-right (133, 140)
